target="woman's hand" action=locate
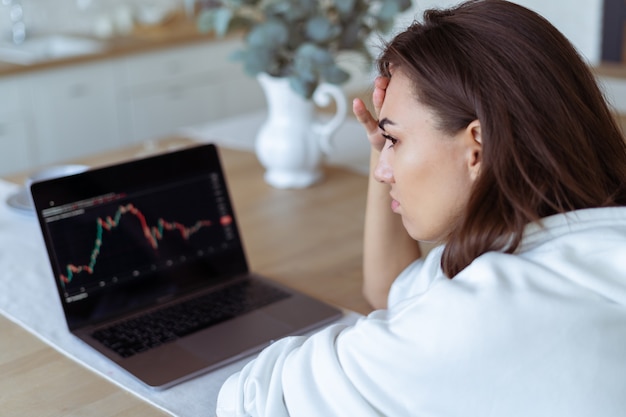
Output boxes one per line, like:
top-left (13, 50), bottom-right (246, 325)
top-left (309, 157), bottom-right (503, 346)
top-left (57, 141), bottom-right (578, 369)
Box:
top-left (352, 77), bottom-right (390, 152)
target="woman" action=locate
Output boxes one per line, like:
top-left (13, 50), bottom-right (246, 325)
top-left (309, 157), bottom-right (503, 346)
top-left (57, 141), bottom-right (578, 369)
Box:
top-left (216, 1), bottom-right (626, 415)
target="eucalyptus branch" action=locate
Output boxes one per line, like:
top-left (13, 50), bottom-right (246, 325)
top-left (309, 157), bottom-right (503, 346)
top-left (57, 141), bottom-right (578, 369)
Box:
top-left (197, 0), bottom-right (412, 98)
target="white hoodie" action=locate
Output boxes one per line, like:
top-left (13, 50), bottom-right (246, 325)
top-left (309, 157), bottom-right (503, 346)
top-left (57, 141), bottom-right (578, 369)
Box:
top-left (216, 207), bottom-right (626, 417)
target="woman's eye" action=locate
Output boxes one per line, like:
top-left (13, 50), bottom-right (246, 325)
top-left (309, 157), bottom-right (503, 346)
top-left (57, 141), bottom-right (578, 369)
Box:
top-left (382, 134), bottom-right (397, 148)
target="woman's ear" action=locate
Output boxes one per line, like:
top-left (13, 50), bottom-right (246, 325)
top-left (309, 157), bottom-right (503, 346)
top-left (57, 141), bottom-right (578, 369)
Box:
top-left (465, 119), bottom-right (482, 181)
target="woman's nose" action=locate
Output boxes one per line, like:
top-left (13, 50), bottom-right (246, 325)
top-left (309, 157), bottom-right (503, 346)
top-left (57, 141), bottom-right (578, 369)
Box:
top-left (373, 149), bottom-right (394, 183)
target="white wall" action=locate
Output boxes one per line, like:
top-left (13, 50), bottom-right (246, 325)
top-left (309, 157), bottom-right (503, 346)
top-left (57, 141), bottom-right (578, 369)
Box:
top-left (402, 0), bottom-right (604, 64)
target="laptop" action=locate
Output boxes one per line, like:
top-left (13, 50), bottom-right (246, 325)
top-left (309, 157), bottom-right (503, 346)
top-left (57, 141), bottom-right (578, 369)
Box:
top-left (30, 143), bottom-right (342, 389)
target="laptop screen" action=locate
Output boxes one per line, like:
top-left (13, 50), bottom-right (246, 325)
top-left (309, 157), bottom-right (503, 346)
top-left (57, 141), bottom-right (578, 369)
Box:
top-left (31, 144), bottom-right (249, 330)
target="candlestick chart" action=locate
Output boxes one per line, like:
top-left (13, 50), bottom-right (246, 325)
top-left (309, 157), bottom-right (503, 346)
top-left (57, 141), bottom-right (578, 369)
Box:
top-left (59, 202), bottom-right (232, 286)
top-left (44, 176), bottom-right (237, 297)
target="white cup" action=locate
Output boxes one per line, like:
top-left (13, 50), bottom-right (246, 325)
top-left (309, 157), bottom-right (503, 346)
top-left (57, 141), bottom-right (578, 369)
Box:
top-left (26, 164), bottom-right (90, 190)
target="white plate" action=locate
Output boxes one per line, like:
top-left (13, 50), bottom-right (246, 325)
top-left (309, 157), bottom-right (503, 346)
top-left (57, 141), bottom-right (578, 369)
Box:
top-left (6, 187), bottom-right (34, 215)
top-left (5, 164), bottom-right (89, 216)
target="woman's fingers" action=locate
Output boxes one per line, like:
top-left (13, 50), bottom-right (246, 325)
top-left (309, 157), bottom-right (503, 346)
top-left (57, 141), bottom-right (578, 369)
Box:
top-left (352, 98), bottom-right (378, 135)
top-left (373, 77), bottom-right (389, 115)
top-left (353, 98), bottom-right (386, 151)
top-left (352, 76), bottom-right (390, 151)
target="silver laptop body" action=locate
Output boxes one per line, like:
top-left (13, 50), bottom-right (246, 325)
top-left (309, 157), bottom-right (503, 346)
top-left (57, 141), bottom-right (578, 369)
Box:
top-left (30, 143), bottom-right (341, 389)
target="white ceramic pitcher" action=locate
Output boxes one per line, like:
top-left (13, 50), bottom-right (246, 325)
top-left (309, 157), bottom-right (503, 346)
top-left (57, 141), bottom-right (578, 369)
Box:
top-left (254, 73), bottom-right (348, 189)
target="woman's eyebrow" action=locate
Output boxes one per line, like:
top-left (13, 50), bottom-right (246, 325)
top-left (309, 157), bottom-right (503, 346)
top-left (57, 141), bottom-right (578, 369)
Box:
top-left (378, 117), bottom-right (395, 131)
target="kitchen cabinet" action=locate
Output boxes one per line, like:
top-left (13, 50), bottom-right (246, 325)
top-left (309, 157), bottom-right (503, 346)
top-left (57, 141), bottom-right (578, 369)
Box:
top-left (0, 77), bottom-right (34, 176)
top-left (118, 75), bottom-right (222, 143)
top-left (0, 38), bottom-right (266, 176)
top-left (117, 40), bottom-right (264, 144)
top-left (27, 61), bottom-right (122, 165)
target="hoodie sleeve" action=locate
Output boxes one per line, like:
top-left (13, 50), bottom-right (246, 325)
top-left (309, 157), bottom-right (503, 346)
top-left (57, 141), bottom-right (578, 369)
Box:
top-left (215, 335), bottom-right (309, 417)
top-left (215, 321), bottom-right (380, 417)
top-left (216, 303), bottom-right (441, 417)
top-left (215, 251), bottom-right (439, 417)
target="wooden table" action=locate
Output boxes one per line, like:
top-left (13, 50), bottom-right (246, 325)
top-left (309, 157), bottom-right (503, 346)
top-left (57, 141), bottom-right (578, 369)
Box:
top-left (0, 138), bottom-right (372, 416)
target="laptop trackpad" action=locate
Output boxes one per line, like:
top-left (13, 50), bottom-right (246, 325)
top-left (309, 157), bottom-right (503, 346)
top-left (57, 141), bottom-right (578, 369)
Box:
top-left (178, 311), bottom-right (293, 362)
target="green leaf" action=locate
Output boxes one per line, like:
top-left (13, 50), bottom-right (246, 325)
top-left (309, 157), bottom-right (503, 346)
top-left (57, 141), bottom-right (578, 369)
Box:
top-left (196, 7), bottom-right (235, 36)
top-left (335, 0), bottom-right (356, 16)
top-left (213, 8), bottom-right (234, 37)
top-left (293, 61), bottom-right (316, 82)
top-left (376, 0), bottom-right (400, 22)
top-left (236, 48), bottom-right (278, 76)
top-left (305, 16), bottom-right (340, 43)
top-left (264, 0), bottom-right (292, 17)
top-left (196, 10), bottom-right (216, 33)
top-left (247, 20), bottom-right (289, 47)
top-left (339, 19), bottom-right (363, 49)
top-left (196, 0), bottom-right (411, 95)
top-left (266, 0), bottom-right (309, 21)
top-left (322, 64), bottom-right (350, 85)
top-left (293, 44), bottom-right (320, 81)
top-left (292, 0), bottom-right (318, 17)
top-left (295, 43), bottom-right (333, 67)
top-left (289, 75), bottom-right (317, 98)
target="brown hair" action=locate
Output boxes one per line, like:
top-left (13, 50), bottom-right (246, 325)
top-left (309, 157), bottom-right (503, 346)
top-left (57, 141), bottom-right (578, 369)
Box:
top-left (378, 0), bottom-right (626, 277)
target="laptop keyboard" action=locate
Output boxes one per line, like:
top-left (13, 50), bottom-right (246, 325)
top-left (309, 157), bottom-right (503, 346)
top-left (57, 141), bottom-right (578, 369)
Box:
top-left (91, 279), bottom-right (291, 358)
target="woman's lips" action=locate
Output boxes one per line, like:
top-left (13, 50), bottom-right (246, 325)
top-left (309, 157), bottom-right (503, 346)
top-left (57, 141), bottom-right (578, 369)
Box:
top-left (391, 199), bottom-right (400, 213)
